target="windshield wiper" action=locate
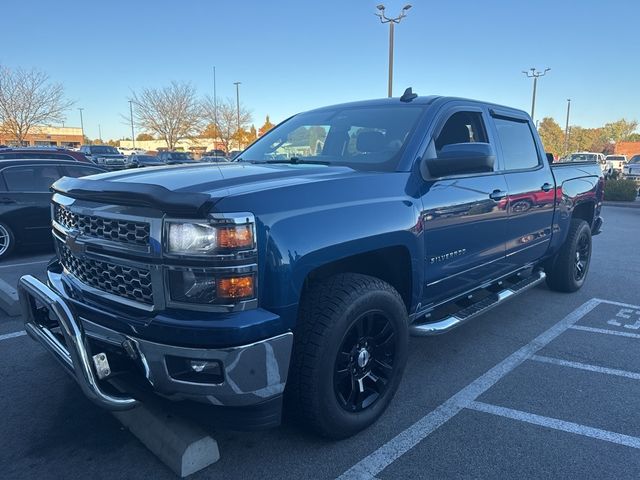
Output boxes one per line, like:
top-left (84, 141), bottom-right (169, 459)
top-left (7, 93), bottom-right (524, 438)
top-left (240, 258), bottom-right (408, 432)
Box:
top-left (264, 157), bottom-right (330, 165)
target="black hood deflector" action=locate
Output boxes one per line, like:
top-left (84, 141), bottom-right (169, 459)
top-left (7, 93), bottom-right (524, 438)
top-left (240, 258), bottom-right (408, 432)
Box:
top-left (52, 176), bottom-right (213, 217)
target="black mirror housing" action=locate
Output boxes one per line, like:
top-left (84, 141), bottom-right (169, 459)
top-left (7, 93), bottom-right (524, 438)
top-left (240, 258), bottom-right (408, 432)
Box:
top-left (423, 142), bottom-right (496, 178)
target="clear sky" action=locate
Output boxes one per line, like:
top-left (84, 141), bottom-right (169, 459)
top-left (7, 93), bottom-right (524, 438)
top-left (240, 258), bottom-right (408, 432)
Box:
top-left (2, 0), bottom-right (638, 140)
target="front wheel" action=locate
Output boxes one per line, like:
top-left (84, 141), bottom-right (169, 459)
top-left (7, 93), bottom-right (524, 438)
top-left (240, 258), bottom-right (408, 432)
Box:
top-left (545, 219), bottom-right (592, 292)
top-left (0, 222), bottom-right (15, 260)
top-left (287, 273), bottom-right (408, 439)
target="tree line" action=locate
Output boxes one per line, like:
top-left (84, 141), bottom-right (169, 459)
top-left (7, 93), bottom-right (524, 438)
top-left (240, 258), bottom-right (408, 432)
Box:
top-left (0, 65), bottom-right (275, 151)
top-left (538, 117), bottom-right (639, 157)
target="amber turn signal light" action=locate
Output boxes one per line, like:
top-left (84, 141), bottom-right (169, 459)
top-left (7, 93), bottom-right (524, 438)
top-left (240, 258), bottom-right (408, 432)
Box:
top-left (217, 276), bottom-right (254, 299)
top-left (217, 225), bottom-right (254, 249)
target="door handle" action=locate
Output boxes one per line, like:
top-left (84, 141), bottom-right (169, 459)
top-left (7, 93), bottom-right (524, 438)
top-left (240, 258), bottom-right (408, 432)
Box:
top-left (541, 182), bottom-right (553, 192)
top-left (0, 198), bottom-right (16, 204)
top-left (489, 189), bottom-right (507, 201)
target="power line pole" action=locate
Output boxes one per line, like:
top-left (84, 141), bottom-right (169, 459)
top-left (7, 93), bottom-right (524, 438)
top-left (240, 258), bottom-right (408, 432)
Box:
top-left (233, 81), bottom-right (241, 149)
top-left (78, 108), bottom-right (85, 144)
top-left (129, 100), bottom-right (136, 149)
top-left (375, 4), bottom-right (412, 98)
top-left (564, 98), bottom-right (571, 153)
top-left (522, 67), bottom-right (550, 122)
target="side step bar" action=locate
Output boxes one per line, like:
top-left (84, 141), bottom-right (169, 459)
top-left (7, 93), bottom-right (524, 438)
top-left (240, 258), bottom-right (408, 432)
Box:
top-left (410, 270), bottom-right (546, 336)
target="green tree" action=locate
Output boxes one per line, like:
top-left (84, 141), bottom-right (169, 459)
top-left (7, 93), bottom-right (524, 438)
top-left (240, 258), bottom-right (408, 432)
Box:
top-left (537, 117), bottom-right (565, 156)
top-left (602, 119), bottom-right (639, 143)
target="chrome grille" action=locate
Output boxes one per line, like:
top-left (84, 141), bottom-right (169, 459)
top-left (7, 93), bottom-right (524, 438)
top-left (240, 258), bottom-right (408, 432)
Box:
top-left (58, 244), bottom-right (153, 304)
top-left (54, 204), bottom-right (150, 246)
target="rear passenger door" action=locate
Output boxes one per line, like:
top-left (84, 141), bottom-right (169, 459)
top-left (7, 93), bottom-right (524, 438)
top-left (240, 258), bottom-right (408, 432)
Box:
top-left (420, 104), bottom-right (511, 305)
top-left (489, 111), bottom-right (556, 267)
top-left (0, 164), bottom-right (63, 244)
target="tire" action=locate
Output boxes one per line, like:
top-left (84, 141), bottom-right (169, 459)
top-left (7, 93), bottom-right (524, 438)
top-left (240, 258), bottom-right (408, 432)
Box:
top-left (286, 273), bottom-right (409, 439)
top-left (545, 219), bottom-right (592, 292)
top-left (0, 222), bottom-right (15, 260)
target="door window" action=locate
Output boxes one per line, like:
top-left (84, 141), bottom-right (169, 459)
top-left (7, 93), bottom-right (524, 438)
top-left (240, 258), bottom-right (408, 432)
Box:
top-left (63, 165), bottom-right (104, 178)
top-left (494, 118), bottom-right (540, 170)
top-left (2, 165), bottom-right (62, 192)
top-left (435, 111), bottom-right (488, 151)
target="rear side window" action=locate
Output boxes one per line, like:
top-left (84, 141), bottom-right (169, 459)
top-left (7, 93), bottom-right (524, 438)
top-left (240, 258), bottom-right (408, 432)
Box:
top-left (2, 165), bottom-right (62, 192)
top-left (494, 118), bottom-right (540, 170)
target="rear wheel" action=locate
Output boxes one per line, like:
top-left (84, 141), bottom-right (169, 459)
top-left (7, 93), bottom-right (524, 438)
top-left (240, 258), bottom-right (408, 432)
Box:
top-left (545, 219), bottom-right (592, 292)
top-left (0, 222), bottom-right (15, 260)
top-left (287, 273), bottom-right (408, 438)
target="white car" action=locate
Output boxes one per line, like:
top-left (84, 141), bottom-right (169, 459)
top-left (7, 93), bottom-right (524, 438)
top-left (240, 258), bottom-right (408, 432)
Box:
top-left (623, 154), bottom-right (640, 184)
top-left (565, 152), bottom-right (611, 177)
top-left (117, 147), bottom-right (147, 156)
top-left (605, 154), bottom-right (627, 173)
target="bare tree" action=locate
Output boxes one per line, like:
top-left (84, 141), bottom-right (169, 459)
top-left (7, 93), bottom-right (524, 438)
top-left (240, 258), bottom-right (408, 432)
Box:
top-left (0, 65), bottom-right (73, 145)
top-left (202, 96), bottom-right (252, 152)
top-left (130, 82), bottom-right (203, 150)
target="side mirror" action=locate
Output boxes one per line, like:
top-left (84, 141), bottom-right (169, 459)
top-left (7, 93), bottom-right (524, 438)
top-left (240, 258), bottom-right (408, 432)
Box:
top-left (423, 142), bottom-right (495, 178)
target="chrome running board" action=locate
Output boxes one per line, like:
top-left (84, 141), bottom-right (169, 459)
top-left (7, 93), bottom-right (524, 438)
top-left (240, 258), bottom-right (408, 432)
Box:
top-left (410, 270), bottom-right (546, 336)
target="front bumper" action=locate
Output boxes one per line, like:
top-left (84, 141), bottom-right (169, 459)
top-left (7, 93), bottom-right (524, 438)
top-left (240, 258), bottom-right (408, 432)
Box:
top-left (18, 274), bottom-right (293, 412)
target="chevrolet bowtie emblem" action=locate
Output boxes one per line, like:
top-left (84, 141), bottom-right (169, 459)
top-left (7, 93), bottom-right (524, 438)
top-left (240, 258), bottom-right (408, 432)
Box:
top-left (65, 231), bottom-right (86, 258)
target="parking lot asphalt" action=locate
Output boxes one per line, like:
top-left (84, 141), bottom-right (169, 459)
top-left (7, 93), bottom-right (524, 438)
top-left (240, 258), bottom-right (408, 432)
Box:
top-left (1, 205), bottom-right (639, 479)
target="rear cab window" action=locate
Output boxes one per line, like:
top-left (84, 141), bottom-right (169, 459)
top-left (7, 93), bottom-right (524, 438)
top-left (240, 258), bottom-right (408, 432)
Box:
top-left (2, 165), bottom-right (62, 192)
top-left (493, 117), bottom-right (540, 171)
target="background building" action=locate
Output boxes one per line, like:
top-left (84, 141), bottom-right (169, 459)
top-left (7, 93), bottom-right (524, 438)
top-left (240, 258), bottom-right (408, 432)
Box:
top-left (0, 126), bottom-right (83, 147)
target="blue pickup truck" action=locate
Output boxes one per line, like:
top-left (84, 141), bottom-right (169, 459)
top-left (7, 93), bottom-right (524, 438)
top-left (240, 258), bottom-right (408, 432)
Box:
top-left (19, 93), bottom-right (604, 438)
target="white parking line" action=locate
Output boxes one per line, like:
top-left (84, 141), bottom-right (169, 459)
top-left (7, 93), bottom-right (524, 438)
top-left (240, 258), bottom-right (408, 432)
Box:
top-left (595, 298), bottom-right (640, 309)
top-left (531, 354), bottom-right (640, 381)
top-left (468, 401), bottom-right (640, 450)
top-left (0, 259), bottom-right (50, 269)
top-left (337, 298), bottom-right (602, 480)
top-left (570, 325), bottom-right (640, 340)
top-left (0, 330), bottom-right (26, 341)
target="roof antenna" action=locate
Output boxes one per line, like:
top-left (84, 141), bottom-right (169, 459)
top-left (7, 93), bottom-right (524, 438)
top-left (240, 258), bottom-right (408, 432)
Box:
top-left (400, 87), bottom-right (418, 102)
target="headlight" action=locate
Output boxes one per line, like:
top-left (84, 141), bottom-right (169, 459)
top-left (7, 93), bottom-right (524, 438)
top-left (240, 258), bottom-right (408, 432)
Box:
top-left (166, 221), bottom-right (254, 255)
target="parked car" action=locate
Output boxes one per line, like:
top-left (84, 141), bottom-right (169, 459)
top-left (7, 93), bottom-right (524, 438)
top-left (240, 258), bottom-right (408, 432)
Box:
top-left (564, 152), bottom-right (610, 177)
top-left (605, 154), bottom-right (627, 173)
top-left (200, 155), bottom-right (229, 163)
top-left (227, 150), bottom-right (243, 160)
top-left (156, 151), bottom-right (197, 164)
top-left (0, 160), bottom-right (105, 259)
top-left (117, 147), bottom-right (147, 156)
top-left (128, 154), bottom-right (164, 168)
top-left (0, 147), bottom-right (91, 163)
top-left (622, 154), bottom-right (640, 192)
top-left (19, 94), bottom-right (604, 439)
top-left (79, 145), bottom-right (127, 170)
top-left (204, 149), bottom-right (227, 158)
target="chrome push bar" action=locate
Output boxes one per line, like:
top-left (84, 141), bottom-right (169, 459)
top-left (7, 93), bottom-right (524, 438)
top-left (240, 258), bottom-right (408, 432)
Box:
top-left (18, 275), bottom-right (138, 411)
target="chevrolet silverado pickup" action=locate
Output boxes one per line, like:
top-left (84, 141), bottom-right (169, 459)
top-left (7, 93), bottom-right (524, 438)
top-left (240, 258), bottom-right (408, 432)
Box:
top-left (19, 93), bottom-right (604, 438)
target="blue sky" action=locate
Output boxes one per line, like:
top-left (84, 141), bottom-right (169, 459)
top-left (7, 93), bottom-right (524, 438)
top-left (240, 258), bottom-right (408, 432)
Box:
top-left (2, 0), bottom-right (638, 139)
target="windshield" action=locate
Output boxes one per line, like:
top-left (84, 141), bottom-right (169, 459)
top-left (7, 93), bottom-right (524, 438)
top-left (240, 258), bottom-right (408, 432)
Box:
top-left (239, 105), bottom-right (426, 171)
top-left (137, 155), bottom-right (158, 162)
top-left (630, 156), bottom-right (640, 164)
top-left (569, 153), bottom-right (597, 162)
top-left (91, 146), bottom-right (119, 155)
top-left (167, 152), bottom-right (194, 161)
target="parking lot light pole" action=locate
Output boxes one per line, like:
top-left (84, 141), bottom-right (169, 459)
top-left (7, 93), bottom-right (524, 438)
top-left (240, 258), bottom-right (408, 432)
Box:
top-left (213, 67), bottom-right (218, 138)
top-left (129, 100), bottom-right (136, 149)
top-left (78, 108), bottom-right (85, 144)
top-left (522, 67), bottom-right (550, 122)
top-left (234, 81), bottom-right (241, 149)
top-left (564, 98), bottom-right (571, 153)
top-left (375, 4), bottom-right (412, 98)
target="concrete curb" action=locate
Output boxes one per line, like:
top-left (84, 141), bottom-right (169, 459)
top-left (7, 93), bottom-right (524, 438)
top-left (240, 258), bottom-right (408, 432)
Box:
top-left (603, 200), bottom-right (640, 209)
top-left (0, 278), bottom-right (20, 316)
top-left (111, 386), bottom-right (220, 477)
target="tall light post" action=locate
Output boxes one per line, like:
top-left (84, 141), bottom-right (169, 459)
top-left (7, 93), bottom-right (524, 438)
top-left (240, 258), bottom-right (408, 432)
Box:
top-left (98, 124), bottom-right (102, 143)
top-left (233, 81), bottom-right (241, 149)
top-left (375, 4), bottom-right (412, 98)
top-left (129, 100), bottom-right (136, 149)
top-left (522, 67), bottom-right (550, 122)
top-left (213, 67), bottom-right (218, 137)
top-left (78, 108), bottom-right (85, 144)
top-left (564, 98), bottom-right (571, 153)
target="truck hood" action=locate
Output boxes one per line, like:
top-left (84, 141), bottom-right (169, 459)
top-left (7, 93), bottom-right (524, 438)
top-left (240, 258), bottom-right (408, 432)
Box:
top-left (53, 162), bottom-right (358, 216)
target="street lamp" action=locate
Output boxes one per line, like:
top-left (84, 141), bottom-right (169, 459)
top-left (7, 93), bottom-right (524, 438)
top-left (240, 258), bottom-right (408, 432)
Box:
top-left (233, 81), bottom-right (241, 149)
top-left (78, 108), bottom-right (85, 144)
top-left (129, 100), bottom-right (136, 149)
top-left (522, 67), bottom-right (550, 122)
top-left (375, 4), bottom-right (412, 98)
top-left (564, 98), bottom-right (571, 153)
